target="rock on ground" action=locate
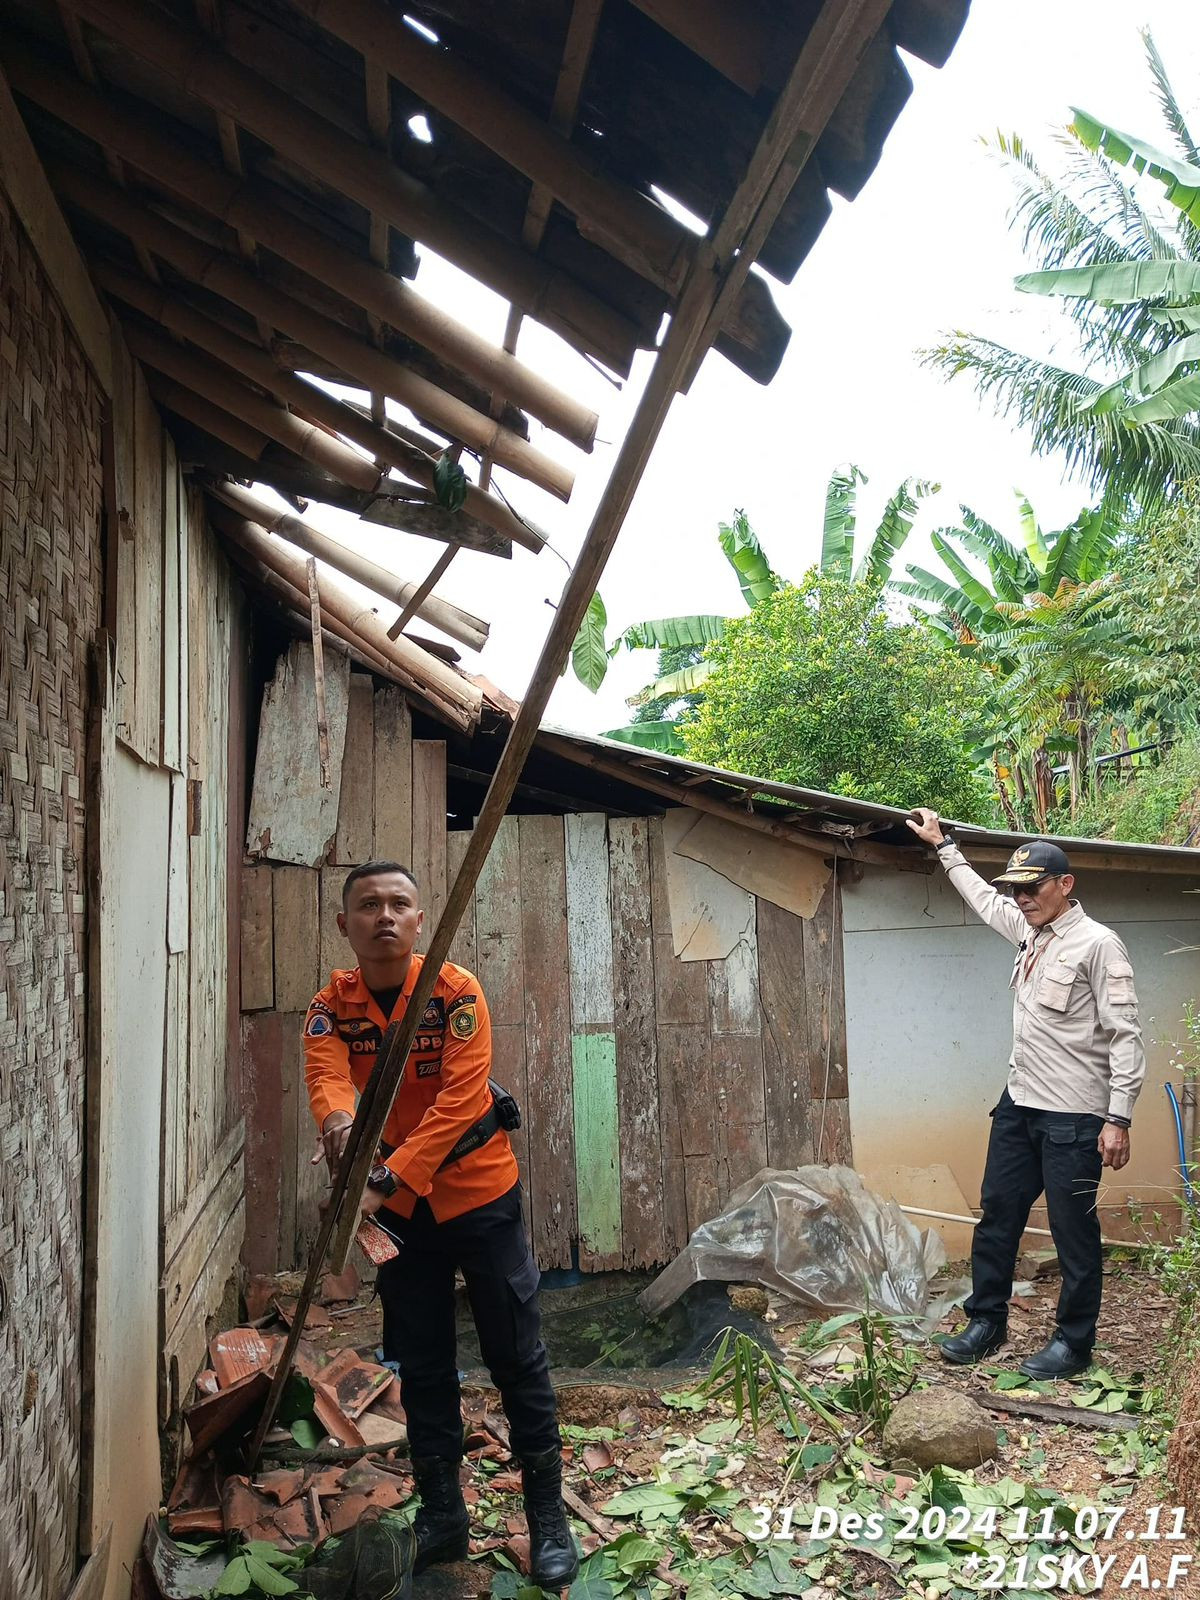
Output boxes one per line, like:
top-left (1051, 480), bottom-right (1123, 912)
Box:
top-left (882, 1388), bottom-right (999, 1471)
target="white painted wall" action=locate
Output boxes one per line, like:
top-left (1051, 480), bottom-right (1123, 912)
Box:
top-left (90, 745), bottom-right (170, 1600)
top-left (842, 859), bottom-right (1200, 1245)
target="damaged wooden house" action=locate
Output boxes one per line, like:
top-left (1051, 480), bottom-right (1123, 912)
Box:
top-left (16, 1), bottom-right (1153, 1596)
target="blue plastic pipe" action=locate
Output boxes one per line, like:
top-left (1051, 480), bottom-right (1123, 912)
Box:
top-left (1164, 1080), bottom-right (1197, 1209)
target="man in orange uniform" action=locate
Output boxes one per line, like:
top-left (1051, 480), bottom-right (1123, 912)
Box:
top-left (304, 860), bottom-right (578, 1589)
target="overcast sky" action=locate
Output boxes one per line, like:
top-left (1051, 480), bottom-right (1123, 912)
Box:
top-left (294, 0), bottom-right (1199, 735)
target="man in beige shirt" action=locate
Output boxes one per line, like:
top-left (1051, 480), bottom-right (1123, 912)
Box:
top-left (907, 809), bottom-right (1145, 1379)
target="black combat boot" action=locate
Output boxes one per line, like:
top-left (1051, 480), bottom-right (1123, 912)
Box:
top-left (411, 1456), bottom-right (470, 1572)
top-left (520, 1447), bottom-right (580, 1590)
top-left (1018, 1332), bottom-right (1092, 1380)
top-left (939, 1316), bottom-right (1007, 1366)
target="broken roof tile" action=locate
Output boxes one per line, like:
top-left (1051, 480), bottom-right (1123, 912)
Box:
top-left (211, 1327), bottom-right (275, 1388)
top-left (316, 1348), bottom-right (393, 1420)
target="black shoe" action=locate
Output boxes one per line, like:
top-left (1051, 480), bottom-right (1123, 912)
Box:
top-left (1018, 1333), bottom-right (1092, 1381)
top-left (520, 1446), bottom-right (580, 1591)
top-left (939, 1317), bottom-right (1007, 1366)
top-left (411, 1456), bottom-right (470, 1572)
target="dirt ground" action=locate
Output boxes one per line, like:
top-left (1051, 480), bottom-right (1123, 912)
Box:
top-left (239, 1255), bottom-right (1198, 1599)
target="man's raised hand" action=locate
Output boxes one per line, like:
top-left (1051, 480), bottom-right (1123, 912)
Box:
top-left (906, 807), bottom-right (946, 848)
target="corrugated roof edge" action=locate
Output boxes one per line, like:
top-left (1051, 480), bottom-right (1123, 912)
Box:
top-left (538, 725), bottom-right (1200, 868)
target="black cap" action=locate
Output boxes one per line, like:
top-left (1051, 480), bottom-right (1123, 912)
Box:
top-left (991, 840), bottom-right (1072, 886)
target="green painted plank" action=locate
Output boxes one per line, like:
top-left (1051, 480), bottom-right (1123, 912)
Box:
top-left (571, 1031), bottom-right (621, 1260)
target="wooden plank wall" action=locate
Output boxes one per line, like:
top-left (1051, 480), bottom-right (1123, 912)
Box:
top-left (240, 679), bottom-right (852, 1273)
top-left (158, 483), bottom-right (247, 1417)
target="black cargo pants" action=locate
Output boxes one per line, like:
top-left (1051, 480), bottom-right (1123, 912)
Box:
top-left (965, 1088), bottom-right (1106, 1351)
top-left (376, 1181), bottom-right (560, 1461)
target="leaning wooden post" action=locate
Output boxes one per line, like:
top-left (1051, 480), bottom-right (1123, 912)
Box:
top-left (246, 0), bottom-right (889, 1465)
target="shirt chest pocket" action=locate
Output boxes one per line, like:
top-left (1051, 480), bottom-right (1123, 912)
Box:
top-left (1036, 964), bottom-right (1077, 1013)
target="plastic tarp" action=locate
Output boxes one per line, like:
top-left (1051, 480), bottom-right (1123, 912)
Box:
top-left (638, 1166), bottom-right (948, 1329)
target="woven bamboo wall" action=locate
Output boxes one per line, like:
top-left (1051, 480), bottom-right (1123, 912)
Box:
top-left (0, 192), bottom-right (104, 1600)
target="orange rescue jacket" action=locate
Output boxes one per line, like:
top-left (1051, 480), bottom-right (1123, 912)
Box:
top-left (303, 956), bottom-right (518, 1222)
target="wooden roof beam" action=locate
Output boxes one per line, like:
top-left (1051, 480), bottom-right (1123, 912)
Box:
top-left (7, 34), bottom-right (598, 445)
top-left (293, 0), bottom-right (685, 288)
top-left (51, 0), bottom-right (645, 374)
top-left (480, 0), bottom-right (603, 492)
top-left (291, 0), bottom-right (790, 379)
top-left (51, 159), bottom-right (573, 500)
top-left (91, 257), bottom-right (545, 554)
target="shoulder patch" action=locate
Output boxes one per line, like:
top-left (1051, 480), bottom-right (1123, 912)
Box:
top-left (306, 1012), bottom-right (334, 1037)
top-left (449, 1003), bottom-right (478, 1039)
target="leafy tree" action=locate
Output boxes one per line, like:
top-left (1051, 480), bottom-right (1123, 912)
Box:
top-left (681, 571), bottom-right (994, 821)
top-left (581, 474), bottom-right (934, 752)
top-left (924, 33), bottom-right (1200, 505)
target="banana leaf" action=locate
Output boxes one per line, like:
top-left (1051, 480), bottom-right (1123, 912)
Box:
top-left (571, 591), bottom-right (609, 692)
top-left (602, 720), bottom-right (685, 754)
top-left (1081, 331), bottom-right (1200, 414)
top-left (1015, 259), bottom-right (1200, 305)
top-left (719, 511), bottom-right (778, 606)
top-left (820, 465), bottom-right (866, 581)
top-left (929, 531), bottom-right (1000, 617)
top-left (1125, 370), bottom-right (1200, 423)
top-left (1151, 306), bottom-right (1200, 332)
top-left (610, 615), bottom-right (726, 655)
top-left (852, 477), bottom-right (936, 586)
top-left (1015, 493), bottom-right (1049, 575)
top-left (1070, 108), bottom-right (1200, 225)
top-left (645, 661), bottom-right (712, 700)
top-left (950, 507), bottom-right (1037, 601)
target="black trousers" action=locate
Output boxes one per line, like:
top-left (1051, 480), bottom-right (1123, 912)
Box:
top-left (376, 1182), bottom-right (560, 1461)
top-left (965, 1089), bottom-right (1106, 1352)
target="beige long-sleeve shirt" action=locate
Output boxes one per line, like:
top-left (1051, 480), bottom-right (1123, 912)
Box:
top-left (938, 843), bottom-right (1145, 1123)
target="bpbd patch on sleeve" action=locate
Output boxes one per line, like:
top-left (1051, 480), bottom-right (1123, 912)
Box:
top-left (306, 1011), bottom-right (334, 1037)
top-left (448, 994), bottom-right (478, 1039)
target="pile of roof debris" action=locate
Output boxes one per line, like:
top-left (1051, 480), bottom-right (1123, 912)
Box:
top-left (139, 1266), bottom-right (531, 1598)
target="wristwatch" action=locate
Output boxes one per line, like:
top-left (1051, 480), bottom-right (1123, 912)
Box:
top-left (367, 1163), bottom-right (399, 1197)
top-left (936, 838), bottom-right (955, 852)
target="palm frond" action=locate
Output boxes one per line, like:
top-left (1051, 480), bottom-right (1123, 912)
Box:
top-left (1142, 29), bottom-right (1200, 165)
top-left (989, 130), bottom-right (1148, 270)
top-left (922, 333), bottom-right (1200, 504)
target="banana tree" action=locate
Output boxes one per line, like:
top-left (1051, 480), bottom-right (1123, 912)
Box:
top-left (892, 496), bottom-right (1140, 824)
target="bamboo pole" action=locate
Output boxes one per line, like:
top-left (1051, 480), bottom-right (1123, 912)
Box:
top-left (55, 165), bottom-right (573, 501)
top-left (122, 321), bottom-right (385, 494)
top-left (92, 264), bottom-right (531, 589)
top-left (209, 506), bottom-right (481, 728)
top-left (220, 536), bottom-right (425, 694)
top-left (50, 2), bottom-right (644, 374)
top-left (245, 0), bottom-right (886, 1463)
top-left (291, 0), bottom-right (687, 291)
top-left (95, 263), bottom-right (541, 553)
top-left (207, 478), bottom-right (488, 651)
